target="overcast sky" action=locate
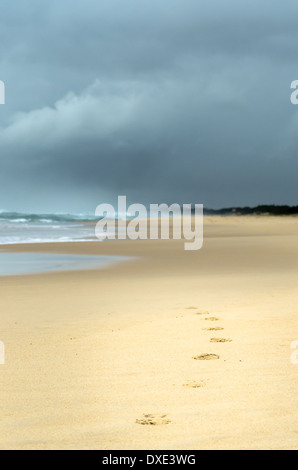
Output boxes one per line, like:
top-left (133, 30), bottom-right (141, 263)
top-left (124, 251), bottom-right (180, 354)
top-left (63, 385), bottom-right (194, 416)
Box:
top-left (0, 0), bottom-right (298, 212)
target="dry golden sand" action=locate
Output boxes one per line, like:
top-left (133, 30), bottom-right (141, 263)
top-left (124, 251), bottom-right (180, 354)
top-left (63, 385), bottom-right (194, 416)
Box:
top-left (0, 216), bottom-right (297, 450)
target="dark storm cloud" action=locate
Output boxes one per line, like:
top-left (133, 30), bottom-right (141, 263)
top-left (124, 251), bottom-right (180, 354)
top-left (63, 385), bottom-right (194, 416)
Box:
top-left (0, 0), bottom-right (298, 211)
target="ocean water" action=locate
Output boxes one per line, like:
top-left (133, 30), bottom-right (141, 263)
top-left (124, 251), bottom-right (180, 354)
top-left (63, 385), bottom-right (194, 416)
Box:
top-left (0, 212), bottom-right (132, 275)
top-left (0, 211), bottom-right (101, 245)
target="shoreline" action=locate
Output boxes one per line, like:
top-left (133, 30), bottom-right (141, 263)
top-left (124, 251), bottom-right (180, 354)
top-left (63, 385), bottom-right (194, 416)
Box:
top-left (0, 252), bottom-right (132, 277)
top-left (0, 216), bottom-right (297, 449)
top-left (0, 213), bottom-right (297, 250)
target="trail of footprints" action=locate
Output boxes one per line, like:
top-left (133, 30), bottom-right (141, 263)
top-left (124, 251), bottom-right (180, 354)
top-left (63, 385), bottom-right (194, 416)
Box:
top-left (136, 414), bottom-right (171, 426)
top-left (136, 307), bottom-right (232, 426)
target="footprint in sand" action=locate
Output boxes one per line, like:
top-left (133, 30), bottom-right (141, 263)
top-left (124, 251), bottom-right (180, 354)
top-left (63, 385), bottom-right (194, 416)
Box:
top-left (210, 337), bottom-right (232, 343)
top-left (193, 353), bottom-right (220, 361)
top-left (183, 380), bottom-right (206, 388)
top-left (136, 414), bottom-right (171, 426)
top-left (203, 327), bottom-right (224, 331)
top-left (195, 311), bottom-right (210, 316)
top-left (203, 317), bottom-right (220, 321)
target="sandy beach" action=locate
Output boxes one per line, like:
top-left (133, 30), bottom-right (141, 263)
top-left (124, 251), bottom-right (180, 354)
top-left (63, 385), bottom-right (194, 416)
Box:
top-left (0, 215), bottom-right (297, 450)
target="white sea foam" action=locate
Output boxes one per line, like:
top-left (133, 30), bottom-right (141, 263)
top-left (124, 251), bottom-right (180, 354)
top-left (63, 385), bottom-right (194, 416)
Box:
top-left (0, 212), bottom-right (101, 245)
top-left (0, 211), bottom-right (134, 245)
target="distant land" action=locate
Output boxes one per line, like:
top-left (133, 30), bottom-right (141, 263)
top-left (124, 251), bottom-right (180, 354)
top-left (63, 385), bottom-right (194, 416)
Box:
top-left (198, 205), bottom-right (298, 216)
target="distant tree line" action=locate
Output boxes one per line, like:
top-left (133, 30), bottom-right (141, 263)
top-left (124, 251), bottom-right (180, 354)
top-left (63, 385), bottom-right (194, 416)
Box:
top-left (196, 205), bottom-right (298, 216)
